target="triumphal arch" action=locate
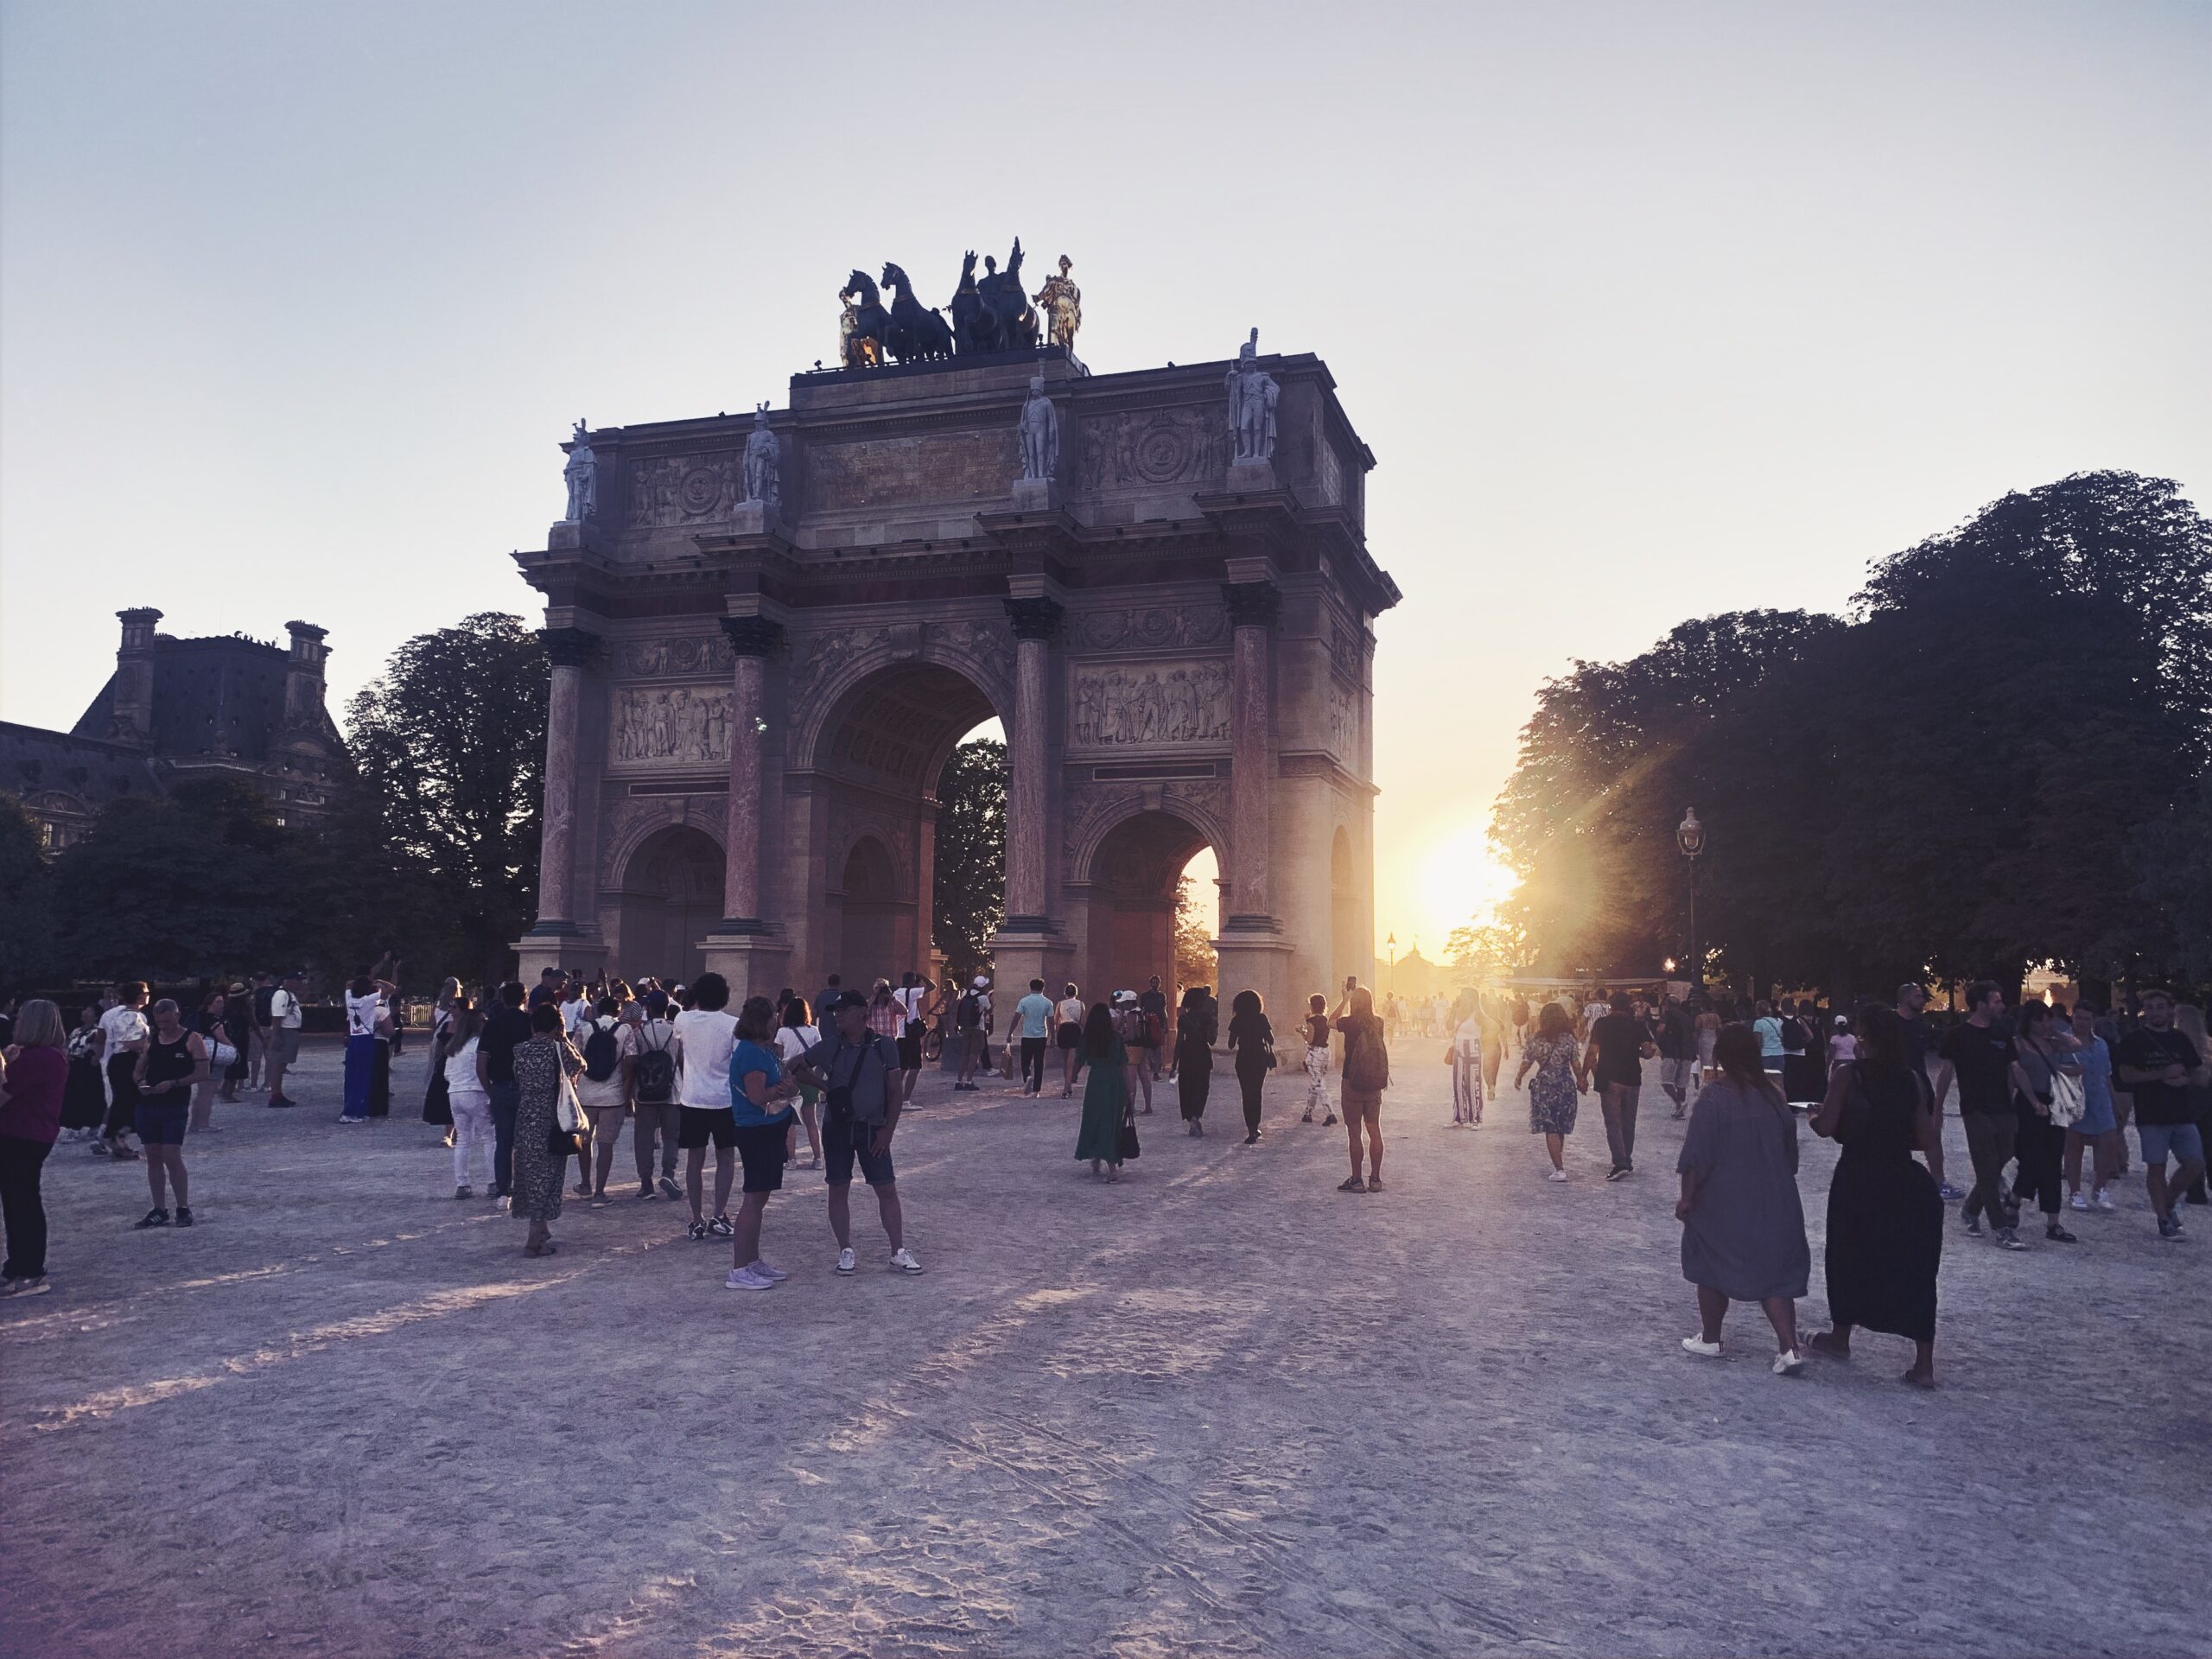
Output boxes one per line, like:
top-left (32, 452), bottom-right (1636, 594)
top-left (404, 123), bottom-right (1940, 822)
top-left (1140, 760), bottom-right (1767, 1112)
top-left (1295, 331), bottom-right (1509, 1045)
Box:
top-left (512, 251), bottom-right (1397, 1018)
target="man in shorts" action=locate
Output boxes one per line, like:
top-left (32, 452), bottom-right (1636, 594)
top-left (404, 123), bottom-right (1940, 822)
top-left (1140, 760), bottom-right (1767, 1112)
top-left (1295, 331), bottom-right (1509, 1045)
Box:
top-left (1655, 993), bottom-right (1694, 1118)
top-left (264, 971), bottom-right (305, 1109)
top-left (672, 971), bottom-right (740, 1241)
top-left (793, 990), bottom-right (921, 1274)
top-left (2116, 987), bottom-right (2207, 1241)
top-left (955, 976), bottom-right (990, 1092)
top-left (893, 970), bottom-right (929, 1099)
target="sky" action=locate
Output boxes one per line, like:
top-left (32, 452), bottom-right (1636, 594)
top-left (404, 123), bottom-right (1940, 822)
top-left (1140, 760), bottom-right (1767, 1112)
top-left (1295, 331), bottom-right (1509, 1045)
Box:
top-left (3, 0), bottom-right (2207, 959)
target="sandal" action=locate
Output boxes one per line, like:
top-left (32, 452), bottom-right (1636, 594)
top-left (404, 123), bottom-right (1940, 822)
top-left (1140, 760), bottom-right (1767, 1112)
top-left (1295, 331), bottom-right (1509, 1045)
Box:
top-left (1338, 1175), bottom-right (1366, 1193)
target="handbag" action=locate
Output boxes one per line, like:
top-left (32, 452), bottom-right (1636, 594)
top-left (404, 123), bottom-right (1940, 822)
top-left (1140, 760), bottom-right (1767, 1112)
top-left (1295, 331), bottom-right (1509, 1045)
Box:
top-left (423, 1067), bottom-right (453, 1127)
top-left (2049, 1068), bottom-right (2087, 1128)
top-left (548, 1073), bottom-right (587, 1158)
top-left (1260, 1037), bottom-right (1277, 1071)
top-left (1117, 1106), bottom-right (1141, 1161)
top-left (207, 1037), bottom-right (240, 1071)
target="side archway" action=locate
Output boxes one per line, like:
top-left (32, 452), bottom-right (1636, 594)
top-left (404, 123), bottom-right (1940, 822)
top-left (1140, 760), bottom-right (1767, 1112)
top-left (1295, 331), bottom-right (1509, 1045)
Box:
top-left (613, 823), bottom-right (724, 985)
top-left (1080, 808), bottom-right (1215, 998)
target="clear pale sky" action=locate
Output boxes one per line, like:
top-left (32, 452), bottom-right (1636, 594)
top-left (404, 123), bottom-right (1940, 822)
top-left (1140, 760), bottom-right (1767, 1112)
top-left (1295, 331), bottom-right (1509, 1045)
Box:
top-left (3, 1), bottom-right (2206, 957)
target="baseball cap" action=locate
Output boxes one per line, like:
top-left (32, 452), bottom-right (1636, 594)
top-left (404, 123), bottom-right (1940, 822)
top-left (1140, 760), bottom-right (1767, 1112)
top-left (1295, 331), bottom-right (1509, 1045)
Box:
top-left (825, 989), bottom-right (868, 1014)
top-left (972, 976), bottom-right (991, 989)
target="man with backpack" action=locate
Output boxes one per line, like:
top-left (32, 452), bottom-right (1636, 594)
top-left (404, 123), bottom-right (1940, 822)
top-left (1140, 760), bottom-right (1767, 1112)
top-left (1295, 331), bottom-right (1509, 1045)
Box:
top-left (575, 995), bottom-right (635, 1205)
top-left (955, 976), bottom-right (991, 1093)
top-left (630, 996), bottom-right (682, 1200)
top-left (790, 989), bottom-right (922, 1274)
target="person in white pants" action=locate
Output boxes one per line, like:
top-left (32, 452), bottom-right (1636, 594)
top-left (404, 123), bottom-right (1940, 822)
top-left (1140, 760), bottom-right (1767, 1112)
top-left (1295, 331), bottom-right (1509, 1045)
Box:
top-left (443, 1005), bottom-right (495, 1198)
top-left (1300, 994), bottom-right (1337, 1127)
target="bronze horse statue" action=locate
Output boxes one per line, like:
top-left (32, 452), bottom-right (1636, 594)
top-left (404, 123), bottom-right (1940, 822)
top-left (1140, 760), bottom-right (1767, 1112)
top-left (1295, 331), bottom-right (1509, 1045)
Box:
top-left (840, 270), bottom-right (888, 368)
top-left (950, 251), bottom-right (1004, 355)
top-left (880, 263), bottom-right (953, 363)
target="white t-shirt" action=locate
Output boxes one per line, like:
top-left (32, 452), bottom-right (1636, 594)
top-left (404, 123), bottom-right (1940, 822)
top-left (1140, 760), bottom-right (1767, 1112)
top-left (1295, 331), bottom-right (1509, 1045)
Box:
top-left (893, 985), bottom-right (927, 1025)
top-left (674, 1008), bottom-right (740, 1109)
top-left (1055, 996), bottom-right (1085, 1028)
top-left (270, 988), bottom-right (302, 1029)
top-left (776, 1025), bottom-right (822, 1067)
top-left (444, 1035), bottom-right (487, 1100)
top-left (346, 991), bottom-right (382, 1039)
top-left (1452, 1016), bottom-right (1484, 1060)
top-left (561, 998), bottom-right (591, 1041)
top-left (575, 1016), bottom-right (637, 1109)
top-left (99, 1005), bottom-right (149, 1056)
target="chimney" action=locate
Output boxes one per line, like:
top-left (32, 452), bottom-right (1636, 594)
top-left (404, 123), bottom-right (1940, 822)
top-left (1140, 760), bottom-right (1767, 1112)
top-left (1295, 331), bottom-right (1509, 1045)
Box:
top-left (111, 607), bottom-right (162, 744)
top-left (283, 621), bottom-right (330, 732)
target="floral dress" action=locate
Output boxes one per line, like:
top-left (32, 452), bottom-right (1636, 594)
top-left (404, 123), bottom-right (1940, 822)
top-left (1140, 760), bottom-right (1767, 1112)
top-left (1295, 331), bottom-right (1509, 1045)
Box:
top-left (509, 1035), bottom-right (574, 1223)
top-left (1525, 1033), bottom-right (1580, 1135)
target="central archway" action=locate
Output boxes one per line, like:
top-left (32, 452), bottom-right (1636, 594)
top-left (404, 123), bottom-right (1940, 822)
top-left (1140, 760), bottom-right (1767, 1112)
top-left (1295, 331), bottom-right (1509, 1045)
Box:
top-left (614, 823), bottom-right (722, 985)
top-left (796, 658), bottom-right (1003, 988)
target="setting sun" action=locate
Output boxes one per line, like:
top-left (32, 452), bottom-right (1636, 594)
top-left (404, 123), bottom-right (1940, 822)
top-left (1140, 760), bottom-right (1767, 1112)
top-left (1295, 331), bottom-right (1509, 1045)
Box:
top-left (1382, 819), bottom-right (1519, 958)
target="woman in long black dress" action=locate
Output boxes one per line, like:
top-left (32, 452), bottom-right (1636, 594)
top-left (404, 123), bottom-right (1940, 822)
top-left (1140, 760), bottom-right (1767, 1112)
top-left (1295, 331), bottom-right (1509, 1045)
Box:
top-left (1805, 1003), bottom-right (1942, 1388)
top-left (1226, 990), bottom-right (1274, 1146)
top-left (1175, 987), bottom-right (1217, 1136)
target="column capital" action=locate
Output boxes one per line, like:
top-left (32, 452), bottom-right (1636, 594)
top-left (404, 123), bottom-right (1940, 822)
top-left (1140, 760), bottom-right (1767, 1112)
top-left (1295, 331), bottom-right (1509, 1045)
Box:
top-left (539, 626), bottom-right (601, 668)
top-left (1221, 580), bottom-right (1281, 630)
top-left (718, 615), bottom-right (785, 657)
top-left (1004, 595), bottom-right (1065, 642)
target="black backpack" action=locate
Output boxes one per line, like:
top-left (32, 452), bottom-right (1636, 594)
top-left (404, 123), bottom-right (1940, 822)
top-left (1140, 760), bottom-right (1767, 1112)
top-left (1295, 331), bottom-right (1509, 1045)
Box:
top-left (582, 1020), bottom-right (620, 1082)
top-left (957, 992), bottom-right (982, 1030)
top-left (1780, 1016), bottom-right (1811, 1052)
top-left (632, 1022), bottom-right (675, 1103)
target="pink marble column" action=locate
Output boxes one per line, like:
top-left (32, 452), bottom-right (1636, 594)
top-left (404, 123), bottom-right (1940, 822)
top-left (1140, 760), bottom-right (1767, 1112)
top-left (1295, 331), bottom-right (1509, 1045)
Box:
top-left (1222, 582), bottom-right (1280, 925)
top-left (718, 616), bottom-right (785, 926)
top-left (1001, 597), bottom-right (1063, 927)
top-left (534, 627), bottom-right (599, 926)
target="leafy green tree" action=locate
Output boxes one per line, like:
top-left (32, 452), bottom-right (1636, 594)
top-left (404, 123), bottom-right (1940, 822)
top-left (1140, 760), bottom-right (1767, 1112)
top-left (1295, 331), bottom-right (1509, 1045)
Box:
top-left (931, 737), bottom-right (1005, 976)
top-left (345, 613), bottom-right (548, 986)
top-left (1173, 873), bottom-right (1217, 994)
top-left (0, 793), bottom-right (55, 989)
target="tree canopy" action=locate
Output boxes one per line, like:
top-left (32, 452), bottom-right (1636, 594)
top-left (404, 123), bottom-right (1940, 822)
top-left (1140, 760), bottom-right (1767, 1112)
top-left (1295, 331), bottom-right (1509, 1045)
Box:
top-left (932, 737), bottom-right (1006, 977)
top-left (1491, 471), bottom-right (2211, 998)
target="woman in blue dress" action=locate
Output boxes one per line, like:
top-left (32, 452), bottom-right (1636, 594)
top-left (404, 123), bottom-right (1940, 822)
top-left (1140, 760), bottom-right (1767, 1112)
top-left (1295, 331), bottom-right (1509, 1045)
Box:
top-left (2059, 1001), bottom-right (2120, 1212)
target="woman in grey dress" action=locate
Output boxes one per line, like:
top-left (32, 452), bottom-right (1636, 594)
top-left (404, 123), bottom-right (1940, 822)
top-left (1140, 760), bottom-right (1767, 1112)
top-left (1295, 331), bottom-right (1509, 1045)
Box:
top-left (510, 1003), bottom-right (581, 1256)
top-left (1675, 1023), bottom-right (1810, 1375)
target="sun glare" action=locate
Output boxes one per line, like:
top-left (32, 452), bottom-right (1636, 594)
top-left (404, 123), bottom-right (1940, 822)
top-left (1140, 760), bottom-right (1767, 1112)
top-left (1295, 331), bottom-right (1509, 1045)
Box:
top-left (1405, 822), bottom-right (1519, 949)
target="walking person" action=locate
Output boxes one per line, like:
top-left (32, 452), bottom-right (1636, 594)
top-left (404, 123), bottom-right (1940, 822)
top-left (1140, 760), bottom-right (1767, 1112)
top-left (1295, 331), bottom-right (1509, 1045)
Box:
top-left (724, 996), bottom-right (800, 1291)
top-left (188, 990), bottom-right (236, 1131)
top-left (1804, 1005), bottom-right (1942, 1389)
top-left (893, 971), bottom-right (929, 1102)
top-left (1586, 991), bottom-right (1656, 1181)
top-left (1936, 981), bottom-right (2026, 1249)
top-left (1694, 1000), bottom-right (1721, 1084)
top-left (2059, 1001), bottom-right (2121, 1212)
top-left (1174, 985), bottom-right (1217, 1136)
top-left (443, 1000), bottom-right (495, 1198)
top-left (477, 982), bottom-right (533, 1199)
top-left (1333, 984), bottom-right (1390, 1192)
top-left (131, 1000), bottom-right (207, 1228)
top-left (1135, 976), bottom-right (1169, 1094)
top-left (60, 1006), bottom-right (106, 1143)
top-left (1055, 983), bottom-right (1086, 1097)
top-left (1675, 1024), bottom-right (1810, 1375)
top-left (217, 983), bottom-right (251, 1103)
top-left (264, 970), bottom-right (305, 1109)
top-left (2008, 1001), bottom-right (2076, 1244)
top-left (1014, 979), bottom-right (1054, 1098)
top-left (1518, 1001), bottom-right (1586, 1180)
top-left (673, 971), bottom-right (741, 1243)
top-left (954, 976), bottom-right (990, 1092)
top-left (1300, 993), bottom-right (1337, 1126)
top-left (2116, 987), bottom-right (2207, 1241)
top-left (95, 982), bottom-right (151, 1160)
top-left (246, 971), bottom-right (276, 1093)
top-left (790, 990), bottom-right (921, 1274)
top-left (1072, 1001), bottom-right (1133, 1181)
top-left (777, 998), bottom-right (823, 1170)
top-left (1656, 993), bottom-right (1694, 1118)
top-left (1449, 996), bottom-right (1484, 1128)
top-left (1894, 982), bottom-right (1961, 1199)
top-left (1751, 1000), bottom-right (1786, 1089)
top-left (628, 995), bottom-right (682, 1198)
top-left (509, 1002), bottom-right (581, 1255)
top-left (1, 1001), bottom-right (68, 1294)
top-left (1227, 990), bottom-right (1274, 1146)
top-left (575, 995), bottom-right (635, 1206)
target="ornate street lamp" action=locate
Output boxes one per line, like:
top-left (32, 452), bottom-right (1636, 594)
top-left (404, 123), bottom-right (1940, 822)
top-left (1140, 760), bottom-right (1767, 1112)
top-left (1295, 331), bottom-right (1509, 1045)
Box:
top-left (1386, 931), bottom-right (1398, 996)
top-left (1675, 808), bottom-right (1705, 988)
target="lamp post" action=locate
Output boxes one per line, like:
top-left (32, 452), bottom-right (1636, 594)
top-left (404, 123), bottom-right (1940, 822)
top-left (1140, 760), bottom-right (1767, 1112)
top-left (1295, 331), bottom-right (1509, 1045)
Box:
top-left (1675, 807), bottom-right (1705, 990)
top-left (1386, 931), bottom-right (1398, 997)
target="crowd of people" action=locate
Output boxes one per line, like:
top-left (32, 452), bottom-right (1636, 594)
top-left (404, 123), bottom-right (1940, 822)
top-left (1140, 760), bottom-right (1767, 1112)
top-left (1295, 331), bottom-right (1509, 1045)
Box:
top-left (1, 967), bottom-right (2205, 1401)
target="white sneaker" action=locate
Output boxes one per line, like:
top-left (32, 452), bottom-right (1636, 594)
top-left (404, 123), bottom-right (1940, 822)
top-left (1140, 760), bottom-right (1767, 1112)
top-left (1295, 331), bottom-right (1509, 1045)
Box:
top-left (890, 1247), bottom-right (924, 1274)
top-left (2094, 1190), bottom-right (2117, 1211)
top-left (753, 1260), bottom-right (790, 1281)
top-left (2069, 1192), bottom-right (2089, 1211)
top-left (835, 1247), bottom-right (857, 1274)
top-left (1772, 1350), bottom-right (1805, 1376)
top-left (1548, 1169), bottom-right (1568, 1183)
top-left (724, 1266), bottom-right (773, 1291)
top-left (1681, 1336), bottom-right (1723, 1357)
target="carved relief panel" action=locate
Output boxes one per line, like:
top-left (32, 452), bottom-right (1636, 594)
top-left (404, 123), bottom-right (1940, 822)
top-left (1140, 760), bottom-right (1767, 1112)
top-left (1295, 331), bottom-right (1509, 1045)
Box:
top-left (617, 634), bottom-right (735, 679)
top-left (1072, 604), bottom-right (1226, 652)
top-left (1069, 660), bottom-right (1230, 748)
top-left (627, 454), bottom-right (741, 529)
top-left (1075, 407), bottom-right (1229, 493)
top-left (611, 685), bottom-right (733, 766)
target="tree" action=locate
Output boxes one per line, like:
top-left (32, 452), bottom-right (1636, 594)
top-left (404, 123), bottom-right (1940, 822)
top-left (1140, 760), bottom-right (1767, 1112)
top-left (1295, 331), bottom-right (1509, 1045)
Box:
top-left (0, 794), bottom-right (54, 989)
top-left (1445, 918), bottom-right (1529, 982)
top-left (344, 613), bottom-right (549, 987)
top-left (1173, 874), bottom-right (1217, 994)
top-left (932, 737), bottom-right (1005, 977)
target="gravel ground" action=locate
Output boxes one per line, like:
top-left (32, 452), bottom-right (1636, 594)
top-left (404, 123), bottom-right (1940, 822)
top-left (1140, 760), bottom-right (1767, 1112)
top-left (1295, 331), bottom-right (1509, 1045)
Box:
top-left (1, 1037), bottom-right (2205, 1658)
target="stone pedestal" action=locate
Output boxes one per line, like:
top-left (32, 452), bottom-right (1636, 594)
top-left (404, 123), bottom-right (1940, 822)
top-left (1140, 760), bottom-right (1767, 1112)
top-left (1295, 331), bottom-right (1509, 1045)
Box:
top-left (1213, 930), bottom-right (1295, 1029)
top-left (1009, 477), bottom-right (1060, 513)
top-left (698, 929), bottom-right (791, 1007)
top-left (988, 925), bottom-right (1073, 1005)
top-left (515, 926), bottom-right (607, 990)
top-left (1224, 458), bottom-right (1278, 494)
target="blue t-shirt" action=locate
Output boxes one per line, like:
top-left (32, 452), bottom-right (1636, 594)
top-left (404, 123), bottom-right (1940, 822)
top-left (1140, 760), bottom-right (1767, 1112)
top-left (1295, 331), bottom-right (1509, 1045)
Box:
top-left (728, 1038), bottom-right (792, 1128)
top-left (1015, 993), bottom-right (1054, 1039)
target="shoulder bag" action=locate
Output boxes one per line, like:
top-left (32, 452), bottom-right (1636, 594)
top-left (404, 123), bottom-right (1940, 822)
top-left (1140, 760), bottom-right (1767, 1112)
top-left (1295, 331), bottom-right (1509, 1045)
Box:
top-left (1118, 1103), bottom-right (1141, 1161)
top-left (2049, 1065), bottom-right (2086, 1128)
top-left (548, 1070), bottom-right (587, 1158)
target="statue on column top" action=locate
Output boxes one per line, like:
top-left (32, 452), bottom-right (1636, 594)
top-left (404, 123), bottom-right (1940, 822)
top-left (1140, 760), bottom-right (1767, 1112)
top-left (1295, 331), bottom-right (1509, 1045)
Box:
top-left (562, 420), bottom-right (596, 521)
top-left (1031, 255), bottom-right (1081, 352)
top-left (1016, 375), bottom-right (1058, 483)
top-left (741, 404), bottom-right (781, 512)
top-left (1224, 329), bottom-right (1278, 465)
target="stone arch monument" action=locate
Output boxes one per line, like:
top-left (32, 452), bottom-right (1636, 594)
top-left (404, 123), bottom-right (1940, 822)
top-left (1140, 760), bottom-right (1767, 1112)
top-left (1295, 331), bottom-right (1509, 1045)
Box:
top-left (514, 333), bottom-right (1398, 1020)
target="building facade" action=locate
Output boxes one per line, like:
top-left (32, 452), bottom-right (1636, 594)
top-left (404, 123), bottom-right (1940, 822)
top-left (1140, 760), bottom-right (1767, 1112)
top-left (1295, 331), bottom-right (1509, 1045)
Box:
top-left (512, 342), bottom-right (1396, 1018)
top-left (1, 610), bottom-right (346, 849)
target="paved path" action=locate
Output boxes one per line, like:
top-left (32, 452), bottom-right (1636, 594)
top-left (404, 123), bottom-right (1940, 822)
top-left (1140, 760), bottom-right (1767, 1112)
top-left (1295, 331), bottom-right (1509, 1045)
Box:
top-left (2, 1040), bottom-right (2204, 1657)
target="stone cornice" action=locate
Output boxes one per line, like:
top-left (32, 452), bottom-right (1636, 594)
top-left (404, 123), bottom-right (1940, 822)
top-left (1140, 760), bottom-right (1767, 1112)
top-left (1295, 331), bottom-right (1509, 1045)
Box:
top-left (718, 615), bottom-right (786, 658)
top-left (539, 626), bottom-right (601, 667)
